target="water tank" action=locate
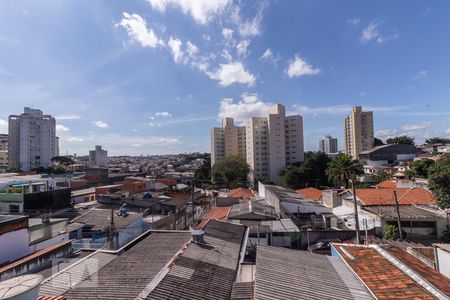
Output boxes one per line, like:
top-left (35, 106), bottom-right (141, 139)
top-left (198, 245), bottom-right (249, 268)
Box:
top-left (192, 230), bottom-right (205, 244)
top-left (0, 274), bottom-right (43, 300)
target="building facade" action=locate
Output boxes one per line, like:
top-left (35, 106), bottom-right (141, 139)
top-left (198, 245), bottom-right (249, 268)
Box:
top-left (89, 145), bottom-right (108, 167)
top-left (0, 151), bottom-right (8, 173)
top-left (319, 135), bottom-right (338, 154)
top-left (211, 118), bottom-right (246, 166)
top-left (8, 108), bottom-right (57, 172)
top-left (344, 106), bottom-right (374, 158)
top-left (246, 104), bottom-right (304, 183)
top-left (0, 134), bottom-right (8, 151)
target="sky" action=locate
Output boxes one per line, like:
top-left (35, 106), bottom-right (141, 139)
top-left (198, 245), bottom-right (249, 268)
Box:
top-left (0, 0), bottom-right (449, 156)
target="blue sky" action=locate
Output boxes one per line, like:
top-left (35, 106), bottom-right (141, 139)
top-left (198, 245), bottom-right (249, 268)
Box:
top-left (0, 0), bottom-right (449, 156)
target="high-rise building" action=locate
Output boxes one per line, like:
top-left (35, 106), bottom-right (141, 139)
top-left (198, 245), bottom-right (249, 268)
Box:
top-left (246, 104), bottom-right (304, 183)
top-left (211, 118), bottom-right (246, 166)
top-left (89, 145), bottom-right (108, 167)
top-left (8, 107), bottom-right (57, 171)
top-left (319, 135), bottom-right (338, 154)
top-left (344, 106), bottom-right (374, 158)
top-left (0, 134), bottom-right (8, 151)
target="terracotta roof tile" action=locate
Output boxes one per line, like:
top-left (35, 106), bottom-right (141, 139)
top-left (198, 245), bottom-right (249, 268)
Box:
top-left (227, 188), bottom-right (254, 199)
top-left (375, 180), bottom-right (397, 189)
top-left (333, 244), bottom-right (436, 299)
top-left (197, 206), bottom-right (231, 229)
top-left (295, 187), bottom-right (323, 202)
top-left (386, 247), bottom-right (450, 297)
top-left (37, 296), bottom-right (66, 300)
top-left (354, 188), bottom-right (436, 206)
top-left (155, 177), bottom-right (177, 187)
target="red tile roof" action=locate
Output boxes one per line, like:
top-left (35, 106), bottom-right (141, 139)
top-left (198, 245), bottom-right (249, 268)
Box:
top-left (156, 177), bottom-right (177, 187)
top-left (37, 296), bottom-right (65, 300)
top-left (295, 187), bottom-right (323, 202)
top-left (354, 188), bottom-right (435, 206)
top-left (333, 244), bottom-right (436, 299)
top-left (228, 188), bottom-right (254, 199)
top-left (375, 180), bottom-right (397, 189)
top-left (386, 246), bottom-right (450, 297)
top-left (197, 206), bottom-right (231, 229)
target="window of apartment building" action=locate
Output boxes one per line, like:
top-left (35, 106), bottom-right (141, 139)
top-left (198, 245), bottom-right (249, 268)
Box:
top-left (9, 204), bottom-right (20, 213)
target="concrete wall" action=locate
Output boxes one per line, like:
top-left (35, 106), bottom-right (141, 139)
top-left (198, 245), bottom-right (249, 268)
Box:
top-left (436, 248), bottom-right (450, 278)
top-left (0, 228), bottom-right (29, 264)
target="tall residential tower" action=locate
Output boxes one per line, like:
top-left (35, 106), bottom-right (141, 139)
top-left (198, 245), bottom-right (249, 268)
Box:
top-left (211, 118), bottom-right (246, 166)
top-left (344, 106), bottom-right (374, 158)
top-left (8, 107), bottom-right (58, 171)
top-left (319, 135), bottom-right (338, 154)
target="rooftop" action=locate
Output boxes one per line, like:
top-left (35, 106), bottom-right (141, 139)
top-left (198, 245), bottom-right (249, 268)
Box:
top-left (197, 206), bottom-right (231, 229)
top-left (228, 187), bottom-right (254, 199)
top-left (228, 200), bottom-right (279, 220)
top-left (70, 207), bottom-right (142, 231)
top-left (363, 205), bottom-right (444, 220)
top-left (254, 245), bottom-right (373, 300)
top-left (351, 188), bottom-right (436, 206)
top-left (295, 187), bottom-right (323, 202)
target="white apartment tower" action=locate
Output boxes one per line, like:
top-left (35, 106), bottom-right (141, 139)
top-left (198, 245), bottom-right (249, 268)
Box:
top-left (8, 107), bottom-right (57, 171)
top-left (319, 135), bottom-right (338, 154)
top-left (211, 118), bottom-right (246, 166)
top-left (89, 145), bottom-right (108, 167)
top-left (246, 104), bottom-right (304, 183)
top-left (344, 106), bottom-right (374, 158)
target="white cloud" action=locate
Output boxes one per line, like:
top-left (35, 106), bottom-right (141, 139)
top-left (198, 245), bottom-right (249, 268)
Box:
top-left (361, 21), bottom-right (398, 44)
top-left (186, 41), bottom-right (199, 57)
top-left (443, 117), bottom-right (450, 125)
top-left (207, 62), bottom-right (255, 86)
top-left (236, 40), bottom-right (250, 57)
top-left (222, 28), bottom-right (234, 40)
top-left (116, 12), bottom-right (164, 48)
top-left (286, 55), bottom-right (320, 78)
top-left (218, 93), bottom-right (274, 121)
top-left (66, 137), bottom-right (83, 143)
top-left (260, 48), bottom-right (273, 62)
top-left (375, 129), bottom-right (399, 140)
top-left (291, 104), bottom-right (409, 116)
top-left (202, 34), bottom-right (211, 42)
top-left (155, 111), bottom-right (172, 118)
top-left (146, 0), bottom-right (231, 25)
top-left (412, 70), bottom-right (428, 80)
top-left (232, 2), bottom-right (268, 37)
top-left (56, 124), bottom-right (70, 132)
top-left (93, 121), bottom-right (109, 128)
top-left (55, 114), bottom-right (81, 120)
top-left (401, 121), bottom-right (435, 131)
top-left (221, 49), bottom-right (233, 62)
top-left (168, 36), bottom-right (185, 63)
top-left (0, 118), bottom-right (7, 134)
top-left (347, 18), bottom-right (360, 26)
top-left (446, 128), bottom-right (450, 134)
top-left (149, 122), bottom-right (162, 127)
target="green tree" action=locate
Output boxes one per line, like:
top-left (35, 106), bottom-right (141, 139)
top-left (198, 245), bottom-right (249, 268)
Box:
top-left (212, 156), bottom-right (250, 189)
top-left (281, 152), bottom-right (331, 189)
top-left (193, 156), bottom-right (211, 188)
top-left (326, 154), bottom-right (364, 188)
top-left (386, 135), bottom-right (415, 145)
top-left (372, 170), bottom-right (392, 183)
top-left (428, 154), bottom-right (450, 208)
top-left (384, 224), bottom-right (398, 240)
top-left (424, 137), bottom-right (450, 145)
top-left (51, 156), bottom-right (75, 166)
top-left (408, 159), bottom-right (435, 178)
top-left (373, 137), bottom-right (385, 147)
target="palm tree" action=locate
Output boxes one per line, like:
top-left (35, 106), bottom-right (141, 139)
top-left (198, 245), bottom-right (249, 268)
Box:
top-left (326, 154), bottom-right (364, 188)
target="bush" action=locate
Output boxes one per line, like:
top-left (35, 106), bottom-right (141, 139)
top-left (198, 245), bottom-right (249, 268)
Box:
top-left (384, 224), bottom-right (398, 240)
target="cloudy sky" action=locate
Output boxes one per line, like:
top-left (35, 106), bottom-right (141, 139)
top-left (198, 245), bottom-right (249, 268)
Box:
top-left (0, 0), bottom-right (449, 156)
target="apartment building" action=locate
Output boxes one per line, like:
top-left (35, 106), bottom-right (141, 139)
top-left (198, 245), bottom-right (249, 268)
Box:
top-left (319, 135), bottom-right (338, 154)
top-left (246, 104), bottom-right (304, 183)
top-left (8, 107), bottom-right (57, 172)
top-left (344, 106), bottom-right (374, 158)
top-left (0, 134), bottom-right (8, 151)
top-left (89, 145), bottom-right (108, 167)
top-left (211, 118), bottom-right (246, 166)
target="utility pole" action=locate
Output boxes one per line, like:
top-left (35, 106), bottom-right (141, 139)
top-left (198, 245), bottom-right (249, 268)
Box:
top-left (351, 179), bottom-right (360, 244)
top-left (393, 191), bottom-right (403, 241)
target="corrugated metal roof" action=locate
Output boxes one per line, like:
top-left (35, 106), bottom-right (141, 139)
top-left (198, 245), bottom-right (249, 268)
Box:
top-left (71, 207), bottom-right (142, 231)
top-left (254, 245), bottom-right (373, 300)
top-left (363, 205), bottom-right (444, 220)
top-left (39, 251), bottom-right (117, 297)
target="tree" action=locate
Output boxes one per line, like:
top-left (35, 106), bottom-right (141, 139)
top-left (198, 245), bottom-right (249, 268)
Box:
top-left (408, 159), bottom-right (435, 178)
top-left (212, 156), bottom-right (250, 189)
top-left (372, 170), bottom-right (392, 183)
top-left (326, 154), bottom-right (364, 188)
top-left (281, 152), bottom-right (331, 189)
top-left (373, 137), bottom-right (385, 147)
top-left (51, 156), bottom-right (75, 166)
top-left (424, 137), bottom-right (450, 145)
top-left (386, 135), bottom-right (415, 145)
top-left (384, 224), bottom-right (398, 240)
top-left (428, 154), bottom-right (450, 208)
top-left (193, 156), bottom-right (211, 188)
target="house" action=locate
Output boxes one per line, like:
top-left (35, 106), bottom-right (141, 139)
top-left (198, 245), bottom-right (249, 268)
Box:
top-left (295, 187), bottom-right (323, 202)
top-left (332, 243), bottom-right (450, 299)
top-left (70, 188), bottom-right (96, 204)
top-left (197, 206), bottom-right (231, 229)
top-left (227, 187), bottom-right (254, 200)
top-left (37, 220), bottom-right (247, 300)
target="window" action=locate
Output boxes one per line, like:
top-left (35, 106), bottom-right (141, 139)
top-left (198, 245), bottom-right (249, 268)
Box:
top-left (9, 205), bottom-right (20, 213)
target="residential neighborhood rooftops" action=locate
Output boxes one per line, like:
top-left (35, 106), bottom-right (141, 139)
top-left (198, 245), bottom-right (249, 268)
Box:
top-left (228, 187), bottom-right (254, 199)
top-left (352, 188), bottom-right (435, 206)
top-left (254, 245), bottom-right (373, 300)
top-left (197, 206), bottom-right (231, 229)
top-left (363, 205), bottom-right (444, 220)
top-left (295, 187), bottom-right (323, 202)
top-left (332, 243), bottom-right (449, 299)
top-left (228, 200), bottom-right (278, 220)
top-left (70, 207), bottom-right (142, 231)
